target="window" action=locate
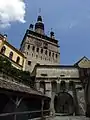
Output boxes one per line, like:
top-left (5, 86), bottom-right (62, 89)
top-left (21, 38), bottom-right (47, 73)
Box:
top-left (16, 56), bottom-right (20, 64)
top-left (1, 46), bottom-right (6, 54)
top-left (52, 53), bottom-right (54, 58)
top-left (36, 55), bottom-right (38, 58)
top-left (45, 50), bottom-right (47, 55)
top-left (32, 46), bottom-right (35, 51)
top-left (56, 54), bottom-right (57, 58)
top-left (28, 61), bottom-right (31, 65)
top-left (9, 51), bottom-right (13, 60)
top-left (27, 45), bottom-right (30, 50)
top-left (49, 51), bottom-right (51, 56)
top-left (36, 48), bottom-right (39, 52)
top-left (41, 49), bottom-right (43, 54)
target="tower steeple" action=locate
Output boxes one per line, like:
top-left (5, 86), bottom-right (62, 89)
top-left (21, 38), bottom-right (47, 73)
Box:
top-left (35, 15), bottom-right (45, 35)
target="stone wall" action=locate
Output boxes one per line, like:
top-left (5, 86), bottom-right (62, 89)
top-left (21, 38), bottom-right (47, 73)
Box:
top-left (35, 65), bottom-right (86, 116)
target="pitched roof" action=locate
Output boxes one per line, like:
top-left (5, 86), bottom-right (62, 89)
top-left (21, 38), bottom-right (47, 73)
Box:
top-left (0, 73), bottom-right (50, 99)
top-left (74, 56), bottom-right (89, 66)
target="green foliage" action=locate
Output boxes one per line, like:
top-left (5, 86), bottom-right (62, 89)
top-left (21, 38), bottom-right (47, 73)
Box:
top-left (0, 56), bottom-right (34, 88)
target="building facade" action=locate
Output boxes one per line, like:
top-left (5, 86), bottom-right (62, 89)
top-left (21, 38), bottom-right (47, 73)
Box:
top-left (0, 34), bottom-right (26, 70)
top-left (20, 15), bottom-right (60, 72)
top-left (33, 65), bottom-right (86, 116)
top-left (19, 15), bottom-right (89, 117)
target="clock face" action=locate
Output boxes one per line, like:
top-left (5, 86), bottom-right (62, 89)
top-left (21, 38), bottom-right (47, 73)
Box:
top-left (34, 40), bottom-right (42, 47)
top-left (43, 42), bottom-right (48, 49)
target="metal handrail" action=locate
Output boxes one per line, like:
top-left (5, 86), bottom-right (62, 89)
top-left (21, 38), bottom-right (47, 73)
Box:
top-left (0, 109), bottom-right (50, 117)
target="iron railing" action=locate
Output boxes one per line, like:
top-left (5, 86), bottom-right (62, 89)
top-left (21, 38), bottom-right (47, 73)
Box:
top-left (0, 109), bottom-right (51, 120)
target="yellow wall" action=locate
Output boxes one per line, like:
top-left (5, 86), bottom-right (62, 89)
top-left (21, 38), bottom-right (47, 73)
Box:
top-left (4, 44), bottom-right (23, 66)
top-left (0, 38), bottom-right (26, 70)
top-left (0, 38), bottom-right (4, 48)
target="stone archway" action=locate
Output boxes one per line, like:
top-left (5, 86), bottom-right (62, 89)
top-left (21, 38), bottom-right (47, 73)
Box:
top-left (54, 92), bottom-right (75, 115)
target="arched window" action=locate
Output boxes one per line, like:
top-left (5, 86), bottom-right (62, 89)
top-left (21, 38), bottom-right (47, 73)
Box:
top-left (49, 51), bottom-right (51, 56)
top-left (27, 45), bottom-right (30, 50)
top-left (52, 53), bottom-right (54, 58)
top-left (9, 51), bottom-right (13, 60)
top-left (36, 48), bottom-right (39, 52)
top-left (41, 49), bottom-right (43, 54)
top-left (60, 81), bottom-right (66, 91)
top-left (32, 46), bottom-right (35, 51)
top-left (16, 56), bottom-right (20, 64)
top-left (1, 46), bottom-right (6, 54)
top-left (45, 50), bottom-right (47, 55)
top-left (51, 81), bottom-right (57, 92)
top-left (56, 54), bottom-right (57, 58)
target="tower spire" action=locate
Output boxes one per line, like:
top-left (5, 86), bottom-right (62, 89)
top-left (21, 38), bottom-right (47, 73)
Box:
top-left (35, 9), bottom-right (44, 35)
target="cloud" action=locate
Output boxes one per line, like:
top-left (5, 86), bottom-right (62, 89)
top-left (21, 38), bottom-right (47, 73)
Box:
top-left (0, 0), bottom-right (26, 28)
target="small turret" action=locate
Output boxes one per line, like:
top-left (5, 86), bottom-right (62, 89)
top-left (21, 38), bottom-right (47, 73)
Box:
top-left (35, 15), bottom-right (44, 35)
top-left (3, 34), bottom-right (7, 41)
top-left (29, 24), bottom-right (34, 30)
top-left (50, 31), bottom-right (55, 39)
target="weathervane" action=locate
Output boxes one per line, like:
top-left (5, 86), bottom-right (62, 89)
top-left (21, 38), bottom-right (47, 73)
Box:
top-left (39, 8), bottom-right (41, 15)
top-left (51, 28), bottom-right (53, 32)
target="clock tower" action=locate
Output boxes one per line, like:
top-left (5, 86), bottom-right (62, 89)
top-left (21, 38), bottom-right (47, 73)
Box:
top-left (20, 15), bottom-right (60, 72)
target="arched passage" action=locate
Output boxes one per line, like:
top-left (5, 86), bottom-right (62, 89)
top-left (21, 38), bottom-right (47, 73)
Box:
top-left (54, 92), bottom-right (75, 115)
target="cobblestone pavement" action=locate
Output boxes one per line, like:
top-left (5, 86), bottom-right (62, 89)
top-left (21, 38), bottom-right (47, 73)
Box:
top-left (53, 116), bottom-right (90, 120)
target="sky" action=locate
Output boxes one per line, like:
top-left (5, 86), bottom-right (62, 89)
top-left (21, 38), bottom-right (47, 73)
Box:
top-left (0, 0), bottom-right (90, 64)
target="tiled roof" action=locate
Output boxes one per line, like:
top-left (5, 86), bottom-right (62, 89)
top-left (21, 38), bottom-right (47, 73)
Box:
top-left (0, 74), bottom-right (50, 99)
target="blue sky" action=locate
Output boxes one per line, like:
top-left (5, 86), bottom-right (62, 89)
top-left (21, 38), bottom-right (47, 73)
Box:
top-left (0, 0), bottom-right (90, 64)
